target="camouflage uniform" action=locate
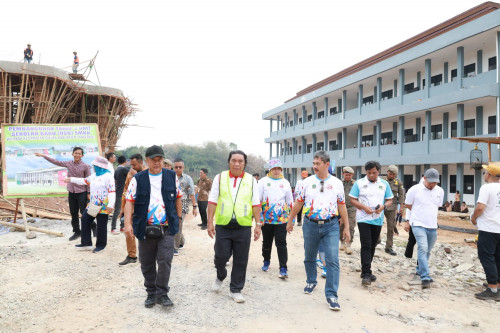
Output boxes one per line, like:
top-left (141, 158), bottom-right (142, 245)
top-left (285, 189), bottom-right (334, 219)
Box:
top-left (383, 176), bottom-right (405, 251)
top-left (341, 178), bottom-right (357, 244)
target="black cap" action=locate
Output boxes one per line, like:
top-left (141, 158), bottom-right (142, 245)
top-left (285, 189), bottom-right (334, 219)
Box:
top-left (145, 145), bottom-right (164, 159)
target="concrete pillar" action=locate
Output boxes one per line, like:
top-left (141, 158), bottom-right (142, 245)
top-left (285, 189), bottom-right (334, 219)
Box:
top-left (324, 97), bottom-right (328, 124)
top-left (474, 169), bottom-right (482, 203)
top-left (457, 163), bottom-right (464, 202)
top-left (476, 106), bottom-right (483, 135)
top-left (457, 104), bottom-right (464, 151)
top-left (269, 143), bottom-right (272, 159)
top-left (312, 101), bottom-right (317, 125)
top-left (415, 165), bottom-right (421, 182)
top-left (477, 50), bottom-right (483, 74)
top-left (417, 71), bottom-right (421, 89)
top-left (416, 117), bottom-right (421, 141)
top-left (394, 79), bottom-right (398, 98)
top-left (425, 59), bottom-right (431, 98)
top-left (358, 85), bottom-right (363, 115)
top-left (399, 116), bottom-right (405, 155)
top-left (337, 132), bottom-right (342, 151)
top-left (275, 141), bottom-right (279, 157)
top-left (312, 134), bottom-right (317, 153)
top-left (357, 124), bottom-right (362, 158)
top-left (284, 113), bottom-right (288, 132)
top-left (425, 110), bottom-right (431, 154)
top-left (373, 125), bottom-right (377, 146)
top-left (376, 121), bottom-right (381, 157)
top-left (292, 138), bottom-right (297, 155)
top-left (323, 131), bottom-right (328, 151)
top-left (376, 77), bottom-right (382, 110)
top-left (398, 165), bottom-right (404, 183)
top-left (293, 109), bottom-right (297, 129)
top-left (444, 62), bottom-right (449, 83)
top-left (442, 165), bottom-right (448, 202)
top-left (342, 90), bottom-right (347, 120)
top-left (277, 115), bottom-right (280, 131)
top-left (302, 106), bottom-right (307, 129)
top-left (399, 69), bottom-right (405, 104)
top-left (342, 127), bottom-right (347, 151)
top-left (443, 112), bottom-right (449, 139)
top-left (457, 46), bottom-right (464, 88)
top-left (301, 136), bottom-right (306, 160)
top-left (392, 122), bottom-right (398, 143)
top-left (269, 119), bottom-right (273, 136)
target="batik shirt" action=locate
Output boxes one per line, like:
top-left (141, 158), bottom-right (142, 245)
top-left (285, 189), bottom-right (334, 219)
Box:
top-left (71, 173), bottom-right (115, 214)
top-left (258, 176), bottom-right (293, 224)
top-left (177, 173), bottom-right (195, 214)
top-left (126, 172), bottom-right (182, 226)
top-left (296, 175), bottom-right (345, 220)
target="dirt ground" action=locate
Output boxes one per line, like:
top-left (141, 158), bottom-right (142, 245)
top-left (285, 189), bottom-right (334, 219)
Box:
top-left (0, 212), bottom-right (498, 333)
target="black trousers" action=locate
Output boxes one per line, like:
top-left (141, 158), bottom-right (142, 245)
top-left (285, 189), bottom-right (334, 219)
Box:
top-left (80, 210), bottom-right (108, 249)
top-left (198, 200), bottom-right (208, 226)
top-left (358, 222), bottom-right (382, 275)
top-left (297, 206), bottom-right (303, 223)
top-left (111, 189), bottom-right (124, 230)
top-left (477, 230), bottom-right (500, 285)
top-left (262, 223), bottom-right (288, 268)
top-left (404, 226), bottom-right (417, 258)
top-left (68, 191), bottom-right (88, 233)
top-left (214, 225), bottom-right (251, 293)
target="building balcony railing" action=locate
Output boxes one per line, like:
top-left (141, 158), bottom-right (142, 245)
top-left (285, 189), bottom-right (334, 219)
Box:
top-left (266, 70), bottom-right (497, 143)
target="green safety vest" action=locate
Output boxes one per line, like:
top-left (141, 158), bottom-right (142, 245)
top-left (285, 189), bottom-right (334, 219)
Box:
top-left (215, 171), bottom-right (254, 226)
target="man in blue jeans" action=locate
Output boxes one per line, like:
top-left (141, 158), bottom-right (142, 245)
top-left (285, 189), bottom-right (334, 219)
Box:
top-left (403, 168), bottom-right (444, 289)
top-left (287, 150), bottom-right (350, 311)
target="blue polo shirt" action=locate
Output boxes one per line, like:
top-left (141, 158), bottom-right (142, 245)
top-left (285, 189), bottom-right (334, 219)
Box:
top-left (349, 176), bottom-right (393, 226)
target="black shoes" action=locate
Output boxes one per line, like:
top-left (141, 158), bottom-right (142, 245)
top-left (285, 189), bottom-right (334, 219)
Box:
top-left (422, 279), bottom-right (431, 289)
top-left (385, 248), bottom-right (397, 256)
top-left (145, 295), bottom-right (156, 308)
top-left (201, 225), bottom-right (207, 230)
top-left (474, 288), bottom-right (500, 301)
top-left (69, 233), bottom-right (81, 241)
top-left (156, 294), bottom-right (174, 307)
top-left (119, 256), bottom-right (137, 266)
top-left (360, 273), bottom-right (377, 284)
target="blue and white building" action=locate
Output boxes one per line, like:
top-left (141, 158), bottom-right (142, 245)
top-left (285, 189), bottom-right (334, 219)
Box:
top-left (263, 2), bottom-right (500, 205)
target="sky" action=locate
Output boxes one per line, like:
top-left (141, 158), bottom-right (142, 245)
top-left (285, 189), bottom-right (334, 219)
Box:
top-left (0, 0), bottom-right (487, 157)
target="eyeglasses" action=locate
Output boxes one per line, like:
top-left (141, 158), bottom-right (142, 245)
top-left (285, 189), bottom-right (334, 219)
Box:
top-left (320, 181), bottom-right (324, 193)
top-left (174, 166), bottom-right (183, 169)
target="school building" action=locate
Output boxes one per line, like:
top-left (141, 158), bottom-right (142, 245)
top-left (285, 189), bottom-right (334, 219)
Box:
top-left (262, 2), bottom-right (500, 205)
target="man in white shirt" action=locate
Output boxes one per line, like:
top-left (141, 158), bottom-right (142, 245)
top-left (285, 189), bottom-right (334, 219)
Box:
top-left (207, 150), bottom-right (262, 303)
top-left (287, 151), bottom-right (350, 311)
top-left (258, 159), bottom-right (293, 278)
top-left (471, 162), bottom-right (500, 301)
top-left (403, 168), bottom-right (444, 289)
top-left (349, 161), bottom-right (393, 286)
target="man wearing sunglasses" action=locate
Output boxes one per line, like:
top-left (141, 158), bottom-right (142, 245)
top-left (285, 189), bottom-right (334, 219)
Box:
top-left (471, 162), bottom-right (500, 301)
top-left (287, 150), bottom-right (350, 311)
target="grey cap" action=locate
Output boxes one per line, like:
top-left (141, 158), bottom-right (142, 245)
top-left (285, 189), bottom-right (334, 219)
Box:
top-left (387, 165), bottom-right (398, 174)
top-left (424, 168), bottom-right (440, 183)
top-left (163, 158), bottom-right (173, 166)
top-left (343, 166), bottom-right (354, 174)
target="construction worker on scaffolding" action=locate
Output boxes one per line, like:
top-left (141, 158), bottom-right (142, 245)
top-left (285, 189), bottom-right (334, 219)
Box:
top-left (73, 51), bottom-right (79, 73)
top-left (24, 44), bottom-right (33, 63)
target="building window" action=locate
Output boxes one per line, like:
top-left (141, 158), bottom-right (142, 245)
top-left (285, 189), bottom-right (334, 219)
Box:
top-left (488, 116), bottom-right (496, 134)
top-left (404, 82), bottom-right (417, 94)
top-left (464, 119), bottom-right (475, 136)
top-left (298, 146), bottom-right (302, 154)
top-left (489, 56), bottom-right (497, 71)
top-left (404, 129), bottom-right (417, 143)
top-left (306, 144), bottom-right (312, 153)
top-left (298, 117), bottom-right (302, 124)
top-left (464, 175), bottom-right (474, 194)
top-left (330, 107), bottom-right (337, 115)
top-left (430, 74), bottom-right (443, 86)
top-left (318, 111), bottom-right (324, 119)
top-left (317, 142), bottom-right (324, 151)
top-left (289, 120), bottom-right (293, 127)
top-left (361, 135), bottom-right (373, 147)
top-left (431, 124), bottom-right (442, 140)
top-left (380, 132), bottom-right (393, 145)
top-left (464, 63), bottom-right (476, 77)
top-left (362, 96), bottom-right (374, 105)
top-left (329, 140), bottom-right (337, 151)
top-left (450, 175), bottom-right (456, 193)
top-left (381, 90), bottom-right (393, 100)
top-left (451, 121), bottom-right (457, 138)
top-left (451, 69), bottom-right (457, 80)
top-left (307, 114), bottom-right (312, 122)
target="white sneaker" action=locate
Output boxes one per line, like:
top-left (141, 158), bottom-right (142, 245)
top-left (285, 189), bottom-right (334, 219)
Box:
top-left (111, 229), bottom-right (120, 235)
top-left (230, 292), bottom-right (245, 303)
top-left (212, 278), bottom-right (223, 293)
